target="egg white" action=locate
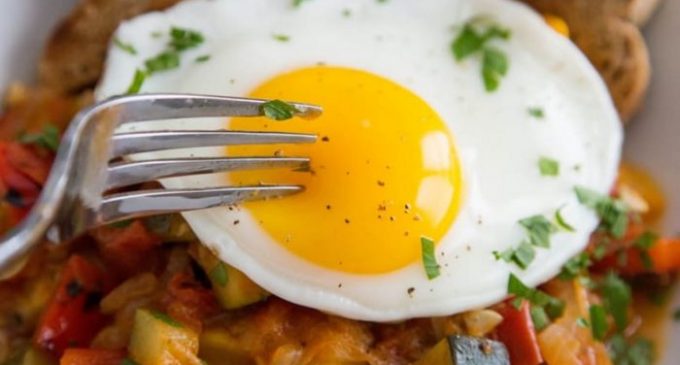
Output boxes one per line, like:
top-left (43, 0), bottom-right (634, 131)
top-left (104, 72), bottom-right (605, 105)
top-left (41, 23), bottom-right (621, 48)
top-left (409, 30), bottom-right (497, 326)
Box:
top-left (97, 0), bottom-right (622, 321)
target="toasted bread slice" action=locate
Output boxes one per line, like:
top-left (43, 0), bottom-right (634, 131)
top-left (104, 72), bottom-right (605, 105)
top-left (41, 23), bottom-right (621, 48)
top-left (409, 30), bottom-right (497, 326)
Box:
top-left (38, 0), bottom-right (182, 94)
top-left (520, 0), bottom-right (660, 122)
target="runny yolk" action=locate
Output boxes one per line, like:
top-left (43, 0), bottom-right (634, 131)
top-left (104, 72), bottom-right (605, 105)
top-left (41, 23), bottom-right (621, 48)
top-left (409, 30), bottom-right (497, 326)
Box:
top-left (228, 66), bottom-right (463, 274)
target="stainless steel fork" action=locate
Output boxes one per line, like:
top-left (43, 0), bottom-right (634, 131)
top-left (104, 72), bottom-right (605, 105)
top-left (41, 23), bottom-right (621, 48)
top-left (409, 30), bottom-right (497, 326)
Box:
top-left (0, 93), bottom-right (321, 271)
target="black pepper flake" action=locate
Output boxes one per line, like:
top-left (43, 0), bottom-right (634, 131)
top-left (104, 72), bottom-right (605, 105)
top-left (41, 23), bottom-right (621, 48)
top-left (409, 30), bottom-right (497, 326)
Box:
top-left (344, 218), bottom-right (350, 224)
top-left (378, 203), bottom-right (387, 211)
top-left (338, 283), bottom-right (343, 288)
top-left (321, 136), bottom-right (330, 142)
top-left (233, 220), bottom-right (240, 225)
top-left (407, 287), bottom-right (415, 296)
top-left (413, 214), bottom-right (421, 221)
top-left (326, 204), bottom-right (332, 210)
top-left (404, 231), bottom-right (409, 236)
top-left (404, 203), bottom-right (411, 210)
top-left (66, 281), bottom-right (83, 298)
top-left (273, 149), bottom-right (283, 156)
top-left (389, 216), bottom-right (395, 221)
top-left (377, 180), bottom-right (385, 187)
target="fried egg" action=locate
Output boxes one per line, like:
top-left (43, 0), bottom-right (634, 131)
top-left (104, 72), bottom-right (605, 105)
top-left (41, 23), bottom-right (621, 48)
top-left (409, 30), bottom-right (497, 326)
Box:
top-left (97, 0), bottom-right (622, 321)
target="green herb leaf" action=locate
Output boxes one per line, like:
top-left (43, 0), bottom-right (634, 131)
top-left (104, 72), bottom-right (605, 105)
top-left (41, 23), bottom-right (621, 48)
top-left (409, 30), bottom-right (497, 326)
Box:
top-left (589, 304), bottom-right (608, 341)
top-left (113, 38), bottom-right (137, 55)
top-left (452, 24), bottom-right (485, 60)
top-left (260, 99), bottom-right (300, 120)
top-left (493, 248), bottom-right (514, 262)
top-left (530, 305), bottom-right (550, 331)
top-left (150, 310), bottom-right (183, 328)
top-left (169, 27), bottom-right (204, 51)
top-left (421, 236), bottom-right (441, 280)
top-left (19, 124), bottom-right (60, 151)
top-left (511, 241), bottom-right (536, 269)
top-left (559, 253), bottom-right (591, 280)
top-left (195, 55), bottom-right (211, 63)
top-left (576, 317), bottom-right (590, 328)
top-left (608, 334), bottom-right (654, 365)
top-left (528, 107), bottom-right (545, 119)
top-left (126, 69), bottom-right (147, 94)
top-left (145, 51), bottom-right (180, 74)
top-left (601, 273), bottom-right (632, 331)
top-left (538, 156), bottom-right (559, 176)
top-left (507, 273), bottom-right (565, 319)
top-left (519, 215), bottom-right (557, 248)
top-left (555, 207), bottom-right (575, 232)
top-left (634, 231), bottom-right (658, 269)
top-left (481, 47), bottom-right (508, 92)
top-left (210, 263), bottom-right (229, 287)
top-left (272, 34), bottom-right (290, 42)
top-left (292, 0), bottom-right (309, 7)
top-left (575, 186), bottom-right (629, 238)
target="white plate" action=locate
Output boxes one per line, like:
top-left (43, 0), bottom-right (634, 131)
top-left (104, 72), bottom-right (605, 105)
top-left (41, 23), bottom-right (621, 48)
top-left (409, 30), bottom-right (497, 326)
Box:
top-left (0, 0), bottom-right (677, 362)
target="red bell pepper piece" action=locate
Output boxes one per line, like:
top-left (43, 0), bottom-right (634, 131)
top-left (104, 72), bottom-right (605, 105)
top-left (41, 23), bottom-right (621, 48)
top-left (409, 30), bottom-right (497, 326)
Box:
top-left (60, 348), bottom-right (126, 365)
top-left (34, 255), bottom-right (113, 357)
top-left (494, 301), bottom-right (544, 365)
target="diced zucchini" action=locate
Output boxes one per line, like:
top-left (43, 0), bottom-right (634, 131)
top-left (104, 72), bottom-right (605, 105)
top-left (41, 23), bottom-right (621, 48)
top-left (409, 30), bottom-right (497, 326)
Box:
top-left (190, 243), bottom-right (269, 310)
top-left (414, 335), bottom-right (509, 365)
top-left (199, 327), bottom-right (254, 365)
top-left (21, 347), bottom-right (55, 365)
top-left (128, 309), bottom-right (200, 365)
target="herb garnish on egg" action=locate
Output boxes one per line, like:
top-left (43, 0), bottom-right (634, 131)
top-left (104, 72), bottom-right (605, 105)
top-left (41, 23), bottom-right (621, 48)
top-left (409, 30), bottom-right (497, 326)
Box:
top-left (126, 69), bottom-right (146, 94)
top-left (421, 236), bottom-right (440, 280)
top-left (538, 156), bottom-right (559, 176)
top-left (574, 186), bottom-right (629, 238)
top-left (260, 100), bottom-right (300, 121)
top-left (451, 20), bottom-right (511, 92)
top-left (528, 107), bottom-right (545, 118)
top-left (113, 38), bottom-right (137, 55)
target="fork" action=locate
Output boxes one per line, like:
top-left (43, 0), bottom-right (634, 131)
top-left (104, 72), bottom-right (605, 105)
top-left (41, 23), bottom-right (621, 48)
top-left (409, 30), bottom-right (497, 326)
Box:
top-left (0, 93), bottom-right (321, 271)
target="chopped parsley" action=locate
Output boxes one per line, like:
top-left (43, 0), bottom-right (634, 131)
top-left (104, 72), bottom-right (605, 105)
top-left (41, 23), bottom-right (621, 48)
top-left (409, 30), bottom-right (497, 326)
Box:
top-left (126, 69), bottom-right (147, 94)
top-left (292, 0), bottom-right (309, 7)
top-left (575, 186), bottom-right (629, 238)
top-left (608, 334), bottom-right (654, 365)
top-left (19, 124), bottom-right (60, 151)
top-left (519, 215), bottom-right (557, 248)
top-left (494, 241), bottom-right (535, 269)
top-left (195, 55), bottom-right (211, 63)
top-left (272, 34), bottom-right (291, 42)
top-left (421, 236), bottom-right (441, 280)
top-left (113, 37), bottom-right (137, 55)
top-left (210, 263), bottom-right (229, 287)
top-left (538, 156), bottom-right (559, 176)
top-left (558, 252), bottom-right (591, 280)
top-left (507, 273), bottom-right (565, 319)
top-left (145, 51), bottom-right (180, 74)
top-left (260, 100), bottom-right (300, 120)
top-left (601, 273), bottom-right (632, 331)
top-left (150, 310), bottom-right (183, 328)
top-left (481, 47), bottom-right (508, 92)
top-left (576, 317), bottom-right (590, 328)
top-left (451, 20), bottom-right (511, 92)
top-left (169, 27), bottom-right (204, 51)
top-left (633, 231), bottom-right (658, 270)
top-left (530, 305), bottom-right (550, 331)
top-left (589, 304), bottom-right (608, 341)
top-left (555, 207), bottom-right (575, 232)
top-left (528, 107), bottom-right (545, 119)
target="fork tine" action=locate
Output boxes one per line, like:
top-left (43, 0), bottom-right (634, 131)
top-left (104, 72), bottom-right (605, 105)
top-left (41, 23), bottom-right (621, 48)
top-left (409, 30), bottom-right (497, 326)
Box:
top-left (106, 94), bottom-right (322, 123)
top-left (99, 185), bottom-right (302, 223)
top-left (111, 130), bottom-right (316, 158)
top-left (106, 157), bottom-right (309, 189)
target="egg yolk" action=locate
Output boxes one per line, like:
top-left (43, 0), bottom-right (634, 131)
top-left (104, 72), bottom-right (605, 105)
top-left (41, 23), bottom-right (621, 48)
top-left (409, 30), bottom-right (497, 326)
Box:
top-left (228, 66), bottom-right (463, 274)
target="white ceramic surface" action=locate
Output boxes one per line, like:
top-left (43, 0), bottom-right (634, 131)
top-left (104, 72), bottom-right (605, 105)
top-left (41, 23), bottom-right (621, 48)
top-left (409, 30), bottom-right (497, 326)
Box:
top-left (0, 0), bottom-right (676, 362)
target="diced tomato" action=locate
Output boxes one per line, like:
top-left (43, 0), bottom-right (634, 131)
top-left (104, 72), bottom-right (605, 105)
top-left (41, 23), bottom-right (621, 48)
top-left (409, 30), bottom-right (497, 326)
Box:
top-left (60, 348), bottom-right (126, 365)
top-left (4, 142), bottom-right (51, 184)
top-left (494, 301), bottom-right (544, 365)
top-left (162, 272), bottom-right (220, 332)
top-left (92, 220), bottom-right (162, 276)
top-left (34, 255), bottom-right (113, 357)
top-left (0, 143), bottom-right (41, 204)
